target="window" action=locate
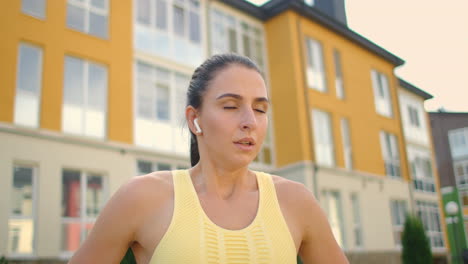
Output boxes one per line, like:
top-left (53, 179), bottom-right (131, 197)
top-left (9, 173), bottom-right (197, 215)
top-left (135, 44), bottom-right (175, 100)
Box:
top-left (62, 56), bottom-right (108, 139)
top-left (449, 127), bottom-right (468, 159)
top-left (312, 109), bottom-right (335, 167)
top-left (134, 61), bottom-right (190, 153)
top-left (322, 190), bottom-right (345, 248)
top-left (416, 201), bottom-right (444, 249)
top-left (14, 43), bottom-right (43, 128)
top-left (8, 165), bottom-right (37, 255)
top-left (409, 148), bottom-right (435, 193)
top-left (137, 160), bottom-right (188, 175)
top-left (350, 193), bottom-right (363, 247)
top-left (61, 169), bottom-right (106, 253)
top-left (459, 189), bottom-right (468, 208)
top-left (21, 0), bottom-right (46, 19)
top-left (253, 126), bottom-right (274, 166)
top-left (333, 49), bottom-right (345, 99)
top-left (66, 0), bottom-right (109, 38)
top-left (305, 37), bottom-right (327, 92)
top-left (341, 118), bottom-right (352, 170)
top-left (454, 160), bottom-right (468, 188)
top-left (380, 131), bottom-right (400, 178)
top-left (390, 200), bottom-right (407, 247)
top-left (135, 0), bottom-right (203, 67)
top-left (210, 9), bottom-right (265, 69)
top-left (407, 106), bottom-right (420, 127)
top-left (371, 70), bottom-right (392, 117)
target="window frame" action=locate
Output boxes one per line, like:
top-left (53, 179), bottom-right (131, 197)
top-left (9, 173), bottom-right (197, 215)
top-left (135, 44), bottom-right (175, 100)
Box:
top-left (416, 200), bottom-right (445, 249)
top-left (350, 193), bottom-right (363, 248)
top-left (340, 118), bottom-right (353, 170)
top-left (321, 189), bottom-right (346, 249)
top-left (312, 109), bottom-right (335, 167)
top-left (21, 0), bottom-right (46, 19)
top-left (62, 55), bottom-right (108, 139)
top-left (305, 37), bottom-right (327, 92)
top-left (371, 69), bottom-right (393, 117)
top-left (333, 49), bottom-right (345, 99)
top-left (454, 160), bottom-right (468, 189)
top-left (136, 159), bottom-right (190, 175)
top-left (60, 169), bottom-right (108, 256)
top-left (66, 0), bottom-right (110, 39)
top-left (380, 131), bottom-right (401, 178)
top-left (389, 199), bottom-right (407, 248)
top-left (14, 42), bottom-right (43, 128)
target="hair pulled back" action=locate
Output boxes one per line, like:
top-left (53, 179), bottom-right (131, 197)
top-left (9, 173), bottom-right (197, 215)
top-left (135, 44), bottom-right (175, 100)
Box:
top-left (187, 53), bottom-right (262, 166)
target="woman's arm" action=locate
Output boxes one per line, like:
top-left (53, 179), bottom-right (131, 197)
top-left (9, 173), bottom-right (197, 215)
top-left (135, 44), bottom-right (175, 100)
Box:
top-left (68, 176), bottom-right (159, 263)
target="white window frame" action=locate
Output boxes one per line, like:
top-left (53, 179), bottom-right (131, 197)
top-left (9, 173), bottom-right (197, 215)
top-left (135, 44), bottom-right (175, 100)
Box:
top-left (407, 105), bottom-right (421, 128)
top-left (341, 118), bottom-right (352, 170)
top-left (21, 0), bottom-right (46, 19)
top-left (312, 109), bottom-right (335, 167)
top-left (8, 164), bottom-right (38, 257)
top-left (459, 188), bottom-right (468, 209)
top-left (66, 0), bottom-right (109, 38)
top-left (210, 7), bottom-right (266, 70)
top-left (448, 127), bottom-right (468, 159)
top-left (380, 131), bottom-right (401, 178)
top-left (61, 169), bottom-right (108, 256)
top-left (133, 60), bottom-right (191, 154)
top-left (333, 49), bottom-right (345, 99)
top-left (371, 69), bottom-right (393, 117)
top-left (134, 0), bottom-right (204, 66)
top-left (350, 193), bottom-right (363, 248)
top-left (14, 43), bottom-right (43, 128)
top-left (62, 56), bottom-right (108, 139)
top-left (454, 160), bottom-right (468, 189)
top-left (322, 190), bottom-right (346, 248)
top-left (390, 200), bottom-right (407, 248)
top-left (416, 200), bottom-right (444, 249)
top-left (409, 147), bottom-right (435, 193)
top-left (305, 37), bottom-right (327, 92)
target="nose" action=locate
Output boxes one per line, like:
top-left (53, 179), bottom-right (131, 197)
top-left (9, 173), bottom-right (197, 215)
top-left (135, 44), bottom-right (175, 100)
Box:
top-left (240, 107), bottom-right (257, 131)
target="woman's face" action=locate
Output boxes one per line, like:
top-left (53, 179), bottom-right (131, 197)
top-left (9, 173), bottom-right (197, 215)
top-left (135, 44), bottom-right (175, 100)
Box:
top-left (196, 64), bottom-right (269, 168)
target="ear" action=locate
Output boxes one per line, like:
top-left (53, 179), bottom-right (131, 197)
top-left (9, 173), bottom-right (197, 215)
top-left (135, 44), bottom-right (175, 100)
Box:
top-left (186, 105), bottom-right (200, 135)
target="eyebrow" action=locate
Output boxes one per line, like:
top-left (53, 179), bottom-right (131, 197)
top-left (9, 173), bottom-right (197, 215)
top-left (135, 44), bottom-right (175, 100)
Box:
top-left (216, 93), bottom-right (270, 103)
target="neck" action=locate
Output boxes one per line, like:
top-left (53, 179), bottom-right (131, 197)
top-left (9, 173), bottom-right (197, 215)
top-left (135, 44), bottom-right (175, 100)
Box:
top-left (189, 162), bottom-right (256, 200)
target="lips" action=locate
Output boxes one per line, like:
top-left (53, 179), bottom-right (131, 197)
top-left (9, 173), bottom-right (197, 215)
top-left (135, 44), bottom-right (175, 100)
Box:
top-left (233, 137), bottom-right (256, 151)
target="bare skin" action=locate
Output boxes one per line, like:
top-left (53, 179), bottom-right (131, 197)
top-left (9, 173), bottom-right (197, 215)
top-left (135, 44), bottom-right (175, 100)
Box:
top-left (69, 65), bottom-right (348, 264)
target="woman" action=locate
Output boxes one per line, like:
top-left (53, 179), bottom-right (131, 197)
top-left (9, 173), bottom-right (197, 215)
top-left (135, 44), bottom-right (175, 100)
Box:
top-left (69, 54), bottom-right (349, 263)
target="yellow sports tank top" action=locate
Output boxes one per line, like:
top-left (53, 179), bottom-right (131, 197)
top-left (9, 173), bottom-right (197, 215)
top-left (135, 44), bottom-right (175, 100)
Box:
top-left (149, 169), bottom-right (297, 264)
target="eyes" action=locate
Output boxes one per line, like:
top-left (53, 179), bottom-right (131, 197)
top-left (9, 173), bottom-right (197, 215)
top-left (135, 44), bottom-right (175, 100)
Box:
top-left (223, 106), bottom-right (267, 114)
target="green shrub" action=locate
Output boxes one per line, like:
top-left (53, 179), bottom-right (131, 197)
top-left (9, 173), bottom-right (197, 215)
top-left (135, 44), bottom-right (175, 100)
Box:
top-left (120, 248), bottom-right (136, 264)
top-left (401, 214), bottom-right (432, 264)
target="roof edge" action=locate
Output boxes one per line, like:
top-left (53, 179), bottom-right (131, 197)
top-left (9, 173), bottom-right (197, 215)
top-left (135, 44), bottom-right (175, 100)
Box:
top-left (398, 78), bottom-right (433, 100)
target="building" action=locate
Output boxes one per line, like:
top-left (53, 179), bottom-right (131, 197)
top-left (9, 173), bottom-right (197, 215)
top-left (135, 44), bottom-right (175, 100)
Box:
top-left (0, 0), bottom-right (448, 263)
top-left (430, 112), bottom-right (468, 262)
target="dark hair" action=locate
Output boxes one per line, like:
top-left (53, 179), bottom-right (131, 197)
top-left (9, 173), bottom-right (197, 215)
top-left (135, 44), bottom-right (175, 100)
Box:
top-left (187, 53), bottom-right (262, 166)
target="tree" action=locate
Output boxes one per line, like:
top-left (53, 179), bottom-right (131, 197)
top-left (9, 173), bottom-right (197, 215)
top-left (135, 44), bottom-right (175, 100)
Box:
top-left (401, 214), bottom-right (432, 264)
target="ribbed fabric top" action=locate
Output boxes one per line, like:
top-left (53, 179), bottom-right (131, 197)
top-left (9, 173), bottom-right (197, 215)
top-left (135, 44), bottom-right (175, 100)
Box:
top-left (149, 170), bottom-right (297, 264)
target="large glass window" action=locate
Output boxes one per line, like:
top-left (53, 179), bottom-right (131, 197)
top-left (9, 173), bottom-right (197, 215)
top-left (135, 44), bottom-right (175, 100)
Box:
top-left (333, 49), bottom-right (345, 99)
top-left (135, 0), bottom-right (203, 67)
top-left (350, 193), bottom-right (363, 248)
top-left (407, 105), bottom-right (421, 128)
top-left (341, 118), bottom-right (352, 170)
top-left (390, 200), bottom-right (407, 247)
top-left (449, 127), bottom-right (468, 160)
top-left (21, 0), bottom-right (46, 19)
top-left (380, 131), bottom-right (401, 178)
top-left (322, 190), bottom-right (345, 248)
top-left (61, 169), bottom-right (106, 253)
top-left (134, 61), bottom-right (190, 153)
top-left (305, 37), bottom-right (327, 92)
top-left (66, 0), bottom-right (109, 38)
top-left (416, 201), bottom-right (444, 249)
top-left (210, 8), bottom-right (265, 69)
top-left (62, 56), bottom-right (108, 139)
top-left (409, 148), bottom-right (435, 193)
top-left (8, 165), bottom-right (37, 255)
top-left (371, 70), bottom-right (393, 117)
top-left (14, 43), bottom-right (43, 128)
top-left (312, 109), bottom-right (335, 167)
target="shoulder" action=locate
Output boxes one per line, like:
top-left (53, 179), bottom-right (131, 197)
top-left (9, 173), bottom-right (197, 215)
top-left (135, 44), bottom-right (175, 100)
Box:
top-left (269, 174), bottom-right (316, 207)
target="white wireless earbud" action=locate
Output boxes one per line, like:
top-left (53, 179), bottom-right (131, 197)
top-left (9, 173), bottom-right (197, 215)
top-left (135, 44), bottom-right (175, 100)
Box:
top-left (194, 118), bottom-right (202, 134)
